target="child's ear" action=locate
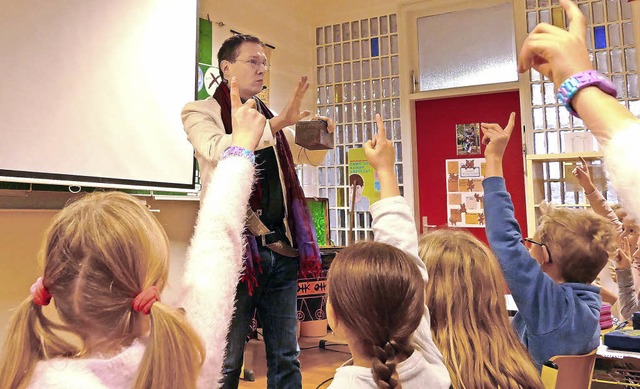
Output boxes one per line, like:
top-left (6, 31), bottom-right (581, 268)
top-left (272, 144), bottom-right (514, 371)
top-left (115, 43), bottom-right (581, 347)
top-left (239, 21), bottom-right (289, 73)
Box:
top-left (541, 245), bottom-right (552, 264)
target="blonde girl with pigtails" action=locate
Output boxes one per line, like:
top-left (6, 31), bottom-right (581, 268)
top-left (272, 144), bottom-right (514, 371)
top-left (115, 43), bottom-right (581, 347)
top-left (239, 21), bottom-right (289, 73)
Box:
top-left (0, 77), bottom-right (264, 389)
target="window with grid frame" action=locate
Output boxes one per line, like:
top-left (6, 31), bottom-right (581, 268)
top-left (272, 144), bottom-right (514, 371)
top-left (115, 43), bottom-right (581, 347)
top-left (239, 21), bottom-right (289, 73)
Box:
top-left (313, 14), bottom-right (403, 247)
top-left (525, 0), bottom-right (637, 206)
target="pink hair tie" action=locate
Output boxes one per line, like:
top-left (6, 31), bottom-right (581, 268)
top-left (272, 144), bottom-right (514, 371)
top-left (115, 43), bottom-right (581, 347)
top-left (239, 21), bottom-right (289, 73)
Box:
top-left (30, 277), bottom-right (52, 306)
top-left (132, 286), bottom-right (160, 314)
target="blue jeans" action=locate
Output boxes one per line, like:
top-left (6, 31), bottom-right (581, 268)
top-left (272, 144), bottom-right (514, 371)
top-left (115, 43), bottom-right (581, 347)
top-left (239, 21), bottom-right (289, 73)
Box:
top-left (220, 246), bottom-right (302, 389)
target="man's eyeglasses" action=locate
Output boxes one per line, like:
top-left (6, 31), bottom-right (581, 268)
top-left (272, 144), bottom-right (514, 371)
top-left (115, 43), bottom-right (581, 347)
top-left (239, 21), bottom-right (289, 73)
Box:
top-left (523, 238), bottom-right (553, 264)
top-left (235, 58), bottom-right (269, 71)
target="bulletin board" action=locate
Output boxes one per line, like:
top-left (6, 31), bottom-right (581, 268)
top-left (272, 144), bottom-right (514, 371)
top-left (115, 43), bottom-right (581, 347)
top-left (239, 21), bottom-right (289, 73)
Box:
top-left (446, 158), bottom-right (486, 228)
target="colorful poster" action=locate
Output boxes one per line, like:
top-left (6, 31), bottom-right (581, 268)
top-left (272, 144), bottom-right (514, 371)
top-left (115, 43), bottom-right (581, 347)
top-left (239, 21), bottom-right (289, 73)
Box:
top-left (456, 123), bottom-right (481, 155)
top-left (347, 148), bottom-right (380, 211)
top-left (197, 18), bottom-right (217, 101)
top-left (197, 64), bottom-right (222, 100)
top-left (446, 158), bottom-right (486, 228)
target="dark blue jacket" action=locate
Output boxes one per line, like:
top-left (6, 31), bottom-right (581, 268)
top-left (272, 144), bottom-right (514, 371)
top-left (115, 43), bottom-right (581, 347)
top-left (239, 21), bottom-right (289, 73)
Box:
top-left (483, 176), bottom-right (601, 368)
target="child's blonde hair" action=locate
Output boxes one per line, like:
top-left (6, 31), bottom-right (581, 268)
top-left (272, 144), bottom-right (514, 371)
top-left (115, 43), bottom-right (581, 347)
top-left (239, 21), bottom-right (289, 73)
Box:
top-left (419, 229), bottom-right (543, 389)
top-left (536, 206), bottom-right (616, 283)
top-left (328, 241), bottom-right (425, 389)
top-left (0, 191), bottom-right (204, 389)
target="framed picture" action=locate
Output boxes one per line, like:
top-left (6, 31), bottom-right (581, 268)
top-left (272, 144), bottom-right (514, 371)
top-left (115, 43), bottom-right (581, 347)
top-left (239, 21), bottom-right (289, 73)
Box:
top-left (456, 123), bottom-right (481, 155)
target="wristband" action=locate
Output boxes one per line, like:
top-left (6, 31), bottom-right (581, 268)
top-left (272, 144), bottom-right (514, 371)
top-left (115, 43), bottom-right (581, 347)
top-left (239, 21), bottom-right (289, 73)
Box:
top-left (557, 70), bottom-right (617, 117)
top-left (221, 146), bottom-right (255, 164)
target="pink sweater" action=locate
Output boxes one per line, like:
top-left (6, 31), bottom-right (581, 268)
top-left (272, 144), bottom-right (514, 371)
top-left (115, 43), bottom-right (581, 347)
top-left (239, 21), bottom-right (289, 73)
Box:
top-left (28, 156), bottom-right (254, 388)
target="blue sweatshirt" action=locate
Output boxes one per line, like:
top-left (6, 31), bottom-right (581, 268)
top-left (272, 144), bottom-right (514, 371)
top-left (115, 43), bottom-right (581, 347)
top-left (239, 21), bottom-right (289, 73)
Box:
top-left (482, 176), bottom-right (601, 368)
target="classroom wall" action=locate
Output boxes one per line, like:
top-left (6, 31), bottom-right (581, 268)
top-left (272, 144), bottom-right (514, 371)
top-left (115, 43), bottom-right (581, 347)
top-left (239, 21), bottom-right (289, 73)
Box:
top-left (199, 0), bottom-right (318, 116)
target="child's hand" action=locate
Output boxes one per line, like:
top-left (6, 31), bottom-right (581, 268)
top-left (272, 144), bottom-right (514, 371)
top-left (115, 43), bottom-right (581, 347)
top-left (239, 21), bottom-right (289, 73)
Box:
top-left (615, 237), bottom-right (632, 270)
top-left (364, 114), bottom-right (400, 199)
top-left (364, 114), bottom-right (394, 174)
top-left (517, 0), bottom-right (593, 89)
top-left (481, 112), bottom-right (516, 161)
top-left (230, 76), bottom-right (265, 151)
top-left (632, 236), bottom-right (640, 269)
top-left (572, 157), bottom-right (596, 193)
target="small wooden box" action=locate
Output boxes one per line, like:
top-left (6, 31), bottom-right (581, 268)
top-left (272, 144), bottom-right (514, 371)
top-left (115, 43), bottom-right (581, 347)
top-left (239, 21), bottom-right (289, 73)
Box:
top-left (295, 120), bottom-right (334, 150)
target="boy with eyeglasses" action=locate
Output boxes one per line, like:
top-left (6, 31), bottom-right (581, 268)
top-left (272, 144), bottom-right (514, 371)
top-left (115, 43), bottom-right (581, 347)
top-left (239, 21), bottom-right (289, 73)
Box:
top-left (481, 113), bottom-right (616, 368)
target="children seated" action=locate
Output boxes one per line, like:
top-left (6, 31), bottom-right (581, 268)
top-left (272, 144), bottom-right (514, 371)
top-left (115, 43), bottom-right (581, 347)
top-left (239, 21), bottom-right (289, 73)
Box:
top-left (326, 115), bottom-right (450, 388)
top-left (0, 77), bottom-right (264, 388)
top-left (420, 230), bottom-right (543, 388)
top-left (572, 157), bottom-right (640, 319)
top-left (481, 112), bottom-right (616, 367)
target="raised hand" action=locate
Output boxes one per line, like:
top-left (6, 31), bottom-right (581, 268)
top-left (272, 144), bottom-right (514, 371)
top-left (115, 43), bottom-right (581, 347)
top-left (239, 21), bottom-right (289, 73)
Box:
top-left (572, 157), bottom-right (596, 193)
top-left (364, 114), bottom-right (394, 173)
top-left (615, 237), bottom-right (632, 270)
top-left (518, 0), bottom-right (593, 88)
top-left (270, 76), bottom-right (311, 133)
top-left (364, 114), bottom-right (399, 199)
top-left (230, 76), bottom-right (265, 151)
top-left (481, 112), bottom-right (516, 161)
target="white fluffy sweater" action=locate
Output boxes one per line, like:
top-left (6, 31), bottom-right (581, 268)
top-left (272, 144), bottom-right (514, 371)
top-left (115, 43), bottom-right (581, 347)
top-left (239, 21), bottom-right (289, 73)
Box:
top-left (28, 156), bottom-right (254, 388)
top-left (604, 122), bottom-right (640, 223)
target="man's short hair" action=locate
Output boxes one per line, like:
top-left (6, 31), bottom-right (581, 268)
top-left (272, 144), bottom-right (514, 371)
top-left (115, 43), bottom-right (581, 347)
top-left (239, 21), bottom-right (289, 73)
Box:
top-left (217, 34), bottom-right (263, 79)
top-left (535, 206), bottom-right (616, 283)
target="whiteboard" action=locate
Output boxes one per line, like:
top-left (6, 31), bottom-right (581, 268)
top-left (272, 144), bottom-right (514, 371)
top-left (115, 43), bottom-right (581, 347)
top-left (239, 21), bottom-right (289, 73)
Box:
top-left (0, 0), bottom-right (198, 191)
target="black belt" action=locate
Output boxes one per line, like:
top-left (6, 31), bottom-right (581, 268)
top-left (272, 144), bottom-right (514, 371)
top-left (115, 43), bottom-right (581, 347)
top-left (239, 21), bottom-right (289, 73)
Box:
top-left (246, 209), bottom-right (299, 258)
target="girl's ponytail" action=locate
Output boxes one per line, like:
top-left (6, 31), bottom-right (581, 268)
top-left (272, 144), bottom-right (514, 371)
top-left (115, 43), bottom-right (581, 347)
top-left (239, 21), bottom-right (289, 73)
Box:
top-left (133, 302), bottom-right (204, 389)
top-left (0, 298), bottom-right (77, 389)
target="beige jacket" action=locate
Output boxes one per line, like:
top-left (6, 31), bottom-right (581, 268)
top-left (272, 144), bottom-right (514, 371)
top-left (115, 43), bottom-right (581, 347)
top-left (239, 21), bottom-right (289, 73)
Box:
top-left (181, 97), bottom-right (328, 198)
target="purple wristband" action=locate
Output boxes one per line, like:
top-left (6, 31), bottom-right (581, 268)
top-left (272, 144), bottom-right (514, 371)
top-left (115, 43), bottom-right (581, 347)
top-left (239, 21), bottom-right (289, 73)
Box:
top-left (556, 70), bottom-right (617, 117)
top-left (221, 146), bottom-right (255, 164)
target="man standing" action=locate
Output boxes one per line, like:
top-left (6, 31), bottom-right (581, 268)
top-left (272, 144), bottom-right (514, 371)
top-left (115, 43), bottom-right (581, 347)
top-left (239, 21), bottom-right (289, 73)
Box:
top-left (182, 34), bottom-right (333, 389)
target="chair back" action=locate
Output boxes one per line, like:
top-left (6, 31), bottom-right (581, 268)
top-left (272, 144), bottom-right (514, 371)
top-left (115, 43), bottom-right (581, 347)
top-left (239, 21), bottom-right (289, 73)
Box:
top-left (543, 349), bottom-right (597, 389)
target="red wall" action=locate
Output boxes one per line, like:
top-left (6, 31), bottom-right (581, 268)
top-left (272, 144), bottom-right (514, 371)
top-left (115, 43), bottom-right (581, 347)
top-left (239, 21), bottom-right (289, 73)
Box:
top-left (415, 91), bottom-right (527, 243)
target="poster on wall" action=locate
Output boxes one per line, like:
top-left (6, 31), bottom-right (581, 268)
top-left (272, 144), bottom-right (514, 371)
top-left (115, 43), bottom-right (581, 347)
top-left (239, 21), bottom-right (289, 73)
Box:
top-left (456, 123), bottom-right (481, 155)
top-left (347, 148), bottom-right (380, 211)
top-left (446, 158), bottom-right (486, 228)
top-left (197, 18), bottom-right (217, 101)
top-left (198, 64), bottom-right (222, 100)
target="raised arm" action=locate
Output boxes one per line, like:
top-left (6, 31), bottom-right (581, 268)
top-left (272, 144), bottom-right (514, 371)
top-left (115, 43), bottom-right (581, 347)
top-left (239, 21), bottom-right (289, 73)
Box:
top-left (481, 114), bottom-right (569, 334)
top-left (572, 157), bottom-right (623, 234)
top-left (615, 237), bottom-right (639, 320)
top-left (181, 77), bottom-right (265, 387)
top-left (365, 115), bottom-right (417, 264)
top-left (518, 0), bottom-right (640, 223)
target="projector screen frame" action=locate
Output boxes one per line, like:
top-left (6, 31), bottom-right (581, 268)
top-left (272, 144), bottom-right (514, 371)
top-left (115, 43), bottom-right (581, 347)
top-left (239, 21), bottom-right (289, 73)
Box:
top-left (0, 1), bottom-right (201, 194)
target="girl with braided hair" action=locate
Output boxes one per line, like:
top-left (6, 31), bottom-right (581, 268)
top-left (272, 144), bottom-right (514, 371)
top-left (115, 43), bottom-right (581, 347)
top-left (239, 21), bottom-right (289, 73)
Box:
top-left (0, 78), bottom-right (264, 389)
top-left (326, 115), bottom-right (450, 389)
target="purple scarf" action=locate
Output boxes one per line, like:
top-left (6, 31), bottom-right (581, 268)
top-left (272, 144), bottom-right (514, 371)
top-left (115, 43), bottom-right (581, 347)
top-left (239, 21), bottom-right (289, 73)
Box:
top-left (213, 82), bottom-right (321, 294)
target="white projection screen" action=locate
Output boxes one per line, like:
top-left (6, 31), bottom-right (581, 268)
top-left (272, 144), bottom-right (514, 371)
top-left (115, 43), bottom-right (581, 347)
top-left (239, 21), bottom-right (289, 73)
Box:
top-left (0, 1), bottom-right (198, 191)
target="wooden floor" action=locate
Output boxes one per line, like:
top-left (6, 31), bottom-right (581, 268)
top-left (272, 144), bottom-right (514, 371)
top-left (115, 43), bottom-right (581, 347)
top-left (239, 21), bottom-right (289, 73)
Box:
top-left (238, 331), bottom-right (351, 389)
